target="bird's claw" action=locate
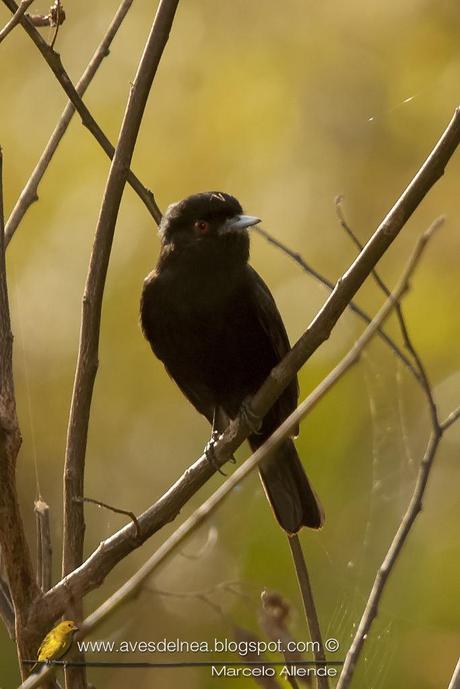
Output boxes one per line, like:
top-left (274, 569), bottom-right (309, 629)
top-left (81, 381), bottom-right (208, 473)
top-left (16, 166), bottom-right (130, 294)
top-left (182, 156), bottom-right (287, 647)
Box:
top-left (240, 399), bottom-right (263, 434)
top-left (205, 431), bottom-right (227, 475)
top-left (205, 431), bottom-right (237, 473)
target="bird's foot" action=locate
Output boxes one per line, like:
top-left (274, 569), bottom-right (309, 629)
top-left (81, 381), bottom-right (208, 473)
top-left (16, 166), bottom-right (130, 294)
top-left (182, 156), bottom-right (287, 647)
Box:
top-left (240, 398), bottom-right (263, 434)
top-left (205, 431), bottom-right (237, 474)
top-left (205, 431), bottom-right (227, 475)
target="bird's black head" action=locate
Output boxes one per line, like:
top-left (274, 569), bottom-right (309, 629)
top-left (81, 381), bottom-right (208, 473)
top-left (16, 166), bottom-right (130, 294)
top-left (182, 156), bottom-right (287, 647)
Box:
top-left (159, 192), bottom-right (261, 257)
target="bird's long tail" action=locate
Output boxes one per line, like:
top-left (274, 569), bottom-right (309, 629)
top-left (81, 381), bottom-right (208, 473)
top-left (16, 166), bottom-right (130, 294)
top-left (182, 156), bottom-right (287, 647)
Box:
top-left (249, 436), bottom-right (324, 534)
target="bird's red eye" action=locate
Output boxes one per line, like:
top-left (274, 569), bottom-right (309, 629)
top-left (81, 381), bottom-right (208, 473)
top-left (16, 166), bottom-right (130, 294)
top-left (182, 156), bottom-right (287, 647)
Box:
top-left (194, 220), bottom-right (209, 234)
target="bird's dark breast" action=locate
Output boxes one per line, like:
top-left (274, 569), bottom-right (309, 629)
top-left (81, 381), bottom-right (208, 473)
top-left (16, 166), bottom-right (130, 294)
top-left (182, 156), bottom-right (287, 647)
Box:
top-left (141, 262), bottom-right (296, 425)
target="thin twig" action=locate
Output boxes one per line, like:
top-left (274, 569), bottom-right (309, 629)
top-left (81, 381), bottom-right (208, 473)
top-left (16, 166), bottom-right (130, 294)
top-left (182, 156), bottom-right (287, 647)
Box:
top-left (334, 221), bottom-right (454, 689)
top-left (49, 0), bottom-right (64, 50)
top-left (1, 0), bottom-right (162, 224)
top-left (0, 0), bottom-right (34, 42)
top-left (253, 225), bottom-right (420, 382)
top-left (34, 499), bottom-right (52, 592)
top-left (441, 405), bottom-right (460, 431)
top-left (448, 658), bottom-right (460, 689)
top-left (288, 535), bottom-right (328, 689)
top-left (335, 196), bottom-right (442, 427)
top-left (146, 579), bottom-right (244, 601)
top-left (144, 581), bottom-right (239, 618)
top-left (335, 430), bottom-right (446, 688)
top-left (79, 497), bottom-right (141, 539)
top-left (4, 0), bottom-right (136, 245)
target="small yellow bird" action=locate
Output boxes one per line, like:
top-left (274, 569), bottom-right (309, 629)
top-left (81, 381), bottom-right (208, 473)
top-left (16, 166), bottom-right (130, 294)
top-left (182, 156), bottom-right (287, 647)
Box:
top-left (30, 620), bottom-right (79, 673)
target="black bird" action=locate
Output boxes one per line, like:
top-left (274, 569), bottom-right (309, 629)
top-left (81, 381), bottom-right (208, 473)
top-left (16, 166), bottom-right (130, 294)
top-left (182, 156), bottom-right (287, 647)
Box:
top-left (140, 192), bottom-right (324, 533)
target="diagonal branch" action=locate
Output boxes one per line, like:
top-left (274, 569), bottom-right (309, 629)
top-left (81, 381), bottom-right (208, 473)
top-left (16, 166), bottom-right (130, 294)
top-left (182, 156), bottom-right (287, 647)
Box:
top-left (253, 224), bottom-right (420, 381)
top-left (1, 0), bottom-right (162, 224)
top-left (0, 0), bottom-right (34, 42)
top-left (4, 0), bottom-right (136, 245)
top-left (335, 196), bottom-right (441, 426)
top-left (335, 430), bottom-right (447, 688)
top-left (334, 224), bottom-right (453, 688)
top-left (30, 107), bottom-right (460, 626)
top-left (441, 405), bottom-right (460, 431)
top-left (288, 534), bottom-right (328, 689)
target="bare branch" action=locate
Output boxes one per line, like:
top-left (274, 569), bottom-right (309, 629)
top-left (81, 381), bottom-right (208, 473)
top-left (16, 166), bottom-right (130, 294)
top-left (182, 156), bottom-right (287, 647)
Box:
top-left (49, 0), bottom-right (65, 49)
top-left (236, 106), bottom-right (460, 476)
top-left (336, 197), bottom-right (442, 427)
top-left (253, 224), bottom-right (420, 381)
top-left (61, 0), bottom-right (180, 583)
top-left (0, 0), bottom-right (34, 43)
top-left (288, 535), bottom-right (328, 689)
top-left (334, 220), bottom-right (457, 689)
top-left (1, 0), bottom-right (162, 224)
top-left (336, 430), bottom-right (446, 687)
top-left (4, 0), bottom-right (135, 245)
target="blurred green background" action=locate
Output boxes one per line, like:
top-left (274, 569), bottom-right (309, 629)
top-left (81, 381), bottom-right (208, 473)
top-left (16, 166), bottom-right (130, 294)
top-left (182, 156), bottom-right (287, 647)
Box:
top-left (1, 0), bottom-right (459, 687)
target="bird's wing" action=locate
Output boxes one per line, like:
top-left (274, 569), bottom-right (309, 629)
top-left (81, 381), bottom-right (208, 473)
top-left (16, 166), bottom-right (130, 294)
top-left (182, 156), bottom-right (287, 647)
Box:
top-left (245, 265), bottom-right (299, 433)
top-left (37, 631), bottom-right (53, 661)
top-left (165, 370), bottom-right (215, 425)
top-left (141, 273), bottom-right (215, 423)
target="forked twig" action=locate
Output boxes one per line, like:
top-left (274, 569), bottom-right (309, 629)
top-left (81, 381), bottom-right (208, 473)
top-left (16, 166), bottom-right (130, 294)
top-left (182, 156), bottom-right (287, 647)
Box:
top-left (0, 0), bottom-right (34, 42)
top-left (1, 0), bottom-right (162, 223)
top-left (335, 219), bottom-right (454, 688)
top-left (335, 196), bottom-right (442, 426)
top-left (253, 224), bottom-right (419, 382)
